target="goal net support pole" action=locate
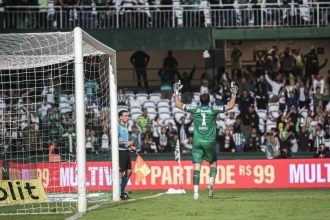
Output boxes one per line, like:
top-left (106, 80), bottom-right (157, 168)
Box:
top-left (74, 27), bottom-right (120, 213)
top-left (74, 27), bottom-right (87, 214)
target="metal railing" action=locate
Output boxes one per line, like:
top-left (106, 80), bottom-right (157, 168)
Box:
top-left (1, 3), bottom-right (329, 29)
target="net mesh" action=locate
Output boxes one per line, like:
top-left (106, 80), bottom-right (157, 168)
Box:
top-left (0, 31), bottom-right (114, 214)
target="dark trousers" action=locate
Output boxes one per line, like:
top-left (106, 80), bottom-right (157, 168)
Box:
top-left (135, 68), bottom-right (148, 88)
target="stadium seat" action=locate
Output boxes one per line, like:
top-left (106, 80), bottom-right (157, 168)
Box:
top-left (174, 112), bottom-right (185, 121)
top-left (118, 105), bottom-right (129, 113)
top-left (131, 112), bottom-right (141, 120)
top-left (143, 100), bottom-right (156, 108)
top-left (172, 107), bottom-right (183, 114)
top-left (159, 113), bottom-right (171, 120)
top-left (157, 99), bottom-right (170, 108)
top-left (136, 94), bottom-right (148, 105)
top-left (158, 106), bottom-right (170, 114)
top-left (130, 106), bottom-right (142, 115)
top-left (148, 112), bottom-right (157, 120)
top-left (256, 109), bottom-right (267, 121)
top-left (145, 106), bottom-right (157, 114)
top-left (266, 122), bottom-right (277, 132)
top-left (268, 103), bottom-right (279, 112)
top-left (269, 111), bottom-right (280, 119)
top-left (149, 93), bottom-right (161, 103)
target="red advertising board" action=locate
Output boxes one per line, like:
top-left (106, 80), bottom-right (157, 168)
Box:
top-left (8, 158), bottom-right (330, 192)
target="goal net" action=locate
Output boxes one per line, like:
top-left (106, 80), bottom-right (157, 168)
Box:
top-left (0, 28), bottom-right (119, 215)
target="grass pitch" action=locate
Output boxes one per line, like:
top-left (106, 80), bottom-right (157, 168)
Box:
top-left (2, 188), bottom-right (330, 220)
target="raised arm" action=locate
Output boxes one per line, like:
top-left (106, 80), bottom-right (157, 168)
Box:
top-left (225, 82), bottom-right (238, 112)
top-left (173, 81), bottom-right (184, 110)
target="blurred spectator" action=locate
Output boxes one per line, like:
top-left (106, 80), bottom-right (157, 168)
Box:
top-left (239, 90), bottom-right (254, 119)
top-left (231, 46), bottom-right (242, 79)
top-left (151, 115), bottom-right (162, 150)
top-left (311, 123), bottom-right (325, 151)
top-left (163, 51), bottom-right (178, 76)
top-left (292, 48), bottom-right (304, 77)
top-left (265, 130), bottom-right (280, 159)
top-left (173, 0), bottom-right (183, 27)
top-left (117, 88), bottom-right (128, 105)
top-left (199, 0), bottom-right (211, 27)
top-left (265, 72), bottom-right (283, 99)
top-left (5, 121), bottom-right (23, 152)
top-left (136, 107), bottom-right (151, 150)
top-left (200, 73), bottom-right (210, 94)
top-left (285, 90), bottom-right (299, 112)
top-left (297, 125), bottom-right (310, 152)
top-left (174, 113), bottom-right (192, 144)
top-left (255, 75), bottom-right (268, 109)
top-left (129, 125), bottom-right (140, 152)
top-left (177, 65), bottom-right (196, 104)
top-left (237, 76), bottom-right (250, 97)
top-left (143, 131), bottom-right (157, 153)
top-left (224, 112), bottom-right (236, 127)
top-left (61, 124), bottom-right (76, 154)
top-left (255, 51), bottom-right (265, 78)
top-left (312, 73), bottom-right (325, 95)
top-left (84, 75), bottom-right (100, 109)
top-left (297, 78), bottom-right (310, 109)
top-left (38, 98), bottom-right (52, 119)
top-left (58, 0), bottom-right (81, 27)
top-left (159, 126), bottom-right (169, 152)
top-left (218, 128), bottom-right (235, 153)
top-left (85, 128), bottom-right (96, 153)
top-left (158, 66), bottom-right (175, 99)
top-left (100, 128), bottom-right (110, 153)
top-left (279, 117), bottom-right (294, 157)
top-left (181, 136), bottom-right (193, 153)
top-left (245, 126), bottom-right (261, 152)
top-left (304, 47), bottom-right (328, 86)
top-left (130, 50), bottom-right (150, 88)
top-left (232, 124), bottom-right (245, 152)
top-left (280, 47), bottom-right (296, 78)
top-left (312, 87), bottom-right (324, 110)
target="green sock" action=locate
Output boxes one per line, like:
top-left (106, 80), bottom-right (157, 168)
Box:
top-left (208, 167), bottom-right (217, 188)
top-left (210, 167), bottom-right (217, 178)
top-left (193, 170), bottom-right (200, 186)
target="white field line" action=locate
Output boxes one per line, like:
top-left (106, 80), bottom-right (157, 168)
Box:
top-left (66, 192), bottom-right (167, 220)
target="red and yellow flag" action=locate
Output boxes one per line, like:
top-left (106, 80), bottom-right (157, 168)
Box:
top-left (134, 155), bottom-right (151, 183)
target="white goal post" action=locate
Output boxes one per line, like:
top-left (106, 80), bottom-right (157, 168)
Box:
top-left (0, 27), bottom-right (120, 215)
top-left (73, 27), bottom-right (120, 213)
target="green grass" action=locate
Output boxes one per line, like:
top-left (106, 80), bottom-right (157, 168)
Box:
top-left (2, 189), bottom-right (330, 220)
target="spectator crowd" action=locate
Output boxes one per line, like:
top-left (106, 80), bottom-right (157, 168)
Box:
top-left (1, 44), bottom-right (330, 160)
top-left (1, 0), bottom-right (329, 29)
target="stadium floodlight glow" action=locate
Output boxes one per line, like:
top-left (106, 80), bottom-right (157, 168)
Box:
top-left (0, 27), bottom-right (119, 215)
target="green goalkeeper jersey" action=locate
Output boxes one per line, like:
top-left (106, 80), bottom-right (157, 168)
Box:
top-left (184, 104), bottom-right (225, 143)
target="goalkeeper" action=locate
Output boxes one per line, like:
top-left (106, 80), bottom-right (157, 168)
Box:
top-left (173, 81), bottom-right (238, 200)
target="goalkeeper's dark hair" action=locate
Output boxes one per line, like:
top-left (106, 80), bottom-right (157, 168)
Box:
top-left (200, 93), bottom-right (210, 105)
top-left (118, 110), bottom-right (128, 118)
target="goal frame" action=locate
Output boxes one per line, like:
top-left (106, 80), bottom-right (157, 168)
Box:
top-left (73, 27), bottom-right (119, 213)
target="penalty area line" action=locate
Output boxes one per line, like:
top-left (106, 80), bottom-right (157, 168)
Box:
top-left (65, 192), bottom-right (166, 220)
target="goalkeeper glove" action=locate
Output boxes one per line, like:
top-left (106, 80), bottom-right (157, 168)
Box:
top-left (230, 82), bottom-right (238, 97)
top-left (173, 80), bottom-right (183, 96)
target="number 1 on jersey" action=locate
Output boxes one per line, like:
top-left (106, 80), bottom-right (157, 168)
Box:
top-left (201, 112), bottom-right (206, 126)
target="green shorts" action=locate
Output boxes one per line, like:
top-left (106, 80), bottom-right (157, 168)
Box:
top-left (192, 141), bottom-right (217, 163)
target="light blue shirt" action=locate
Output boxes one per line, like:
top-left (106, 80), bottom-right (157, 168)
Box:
top-left (118, 123), bottom-right (129, 151)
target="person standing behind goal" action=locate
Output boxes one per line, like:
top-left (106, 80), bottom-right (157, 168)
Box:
top-left (173, 80), bottom-right (237, 200)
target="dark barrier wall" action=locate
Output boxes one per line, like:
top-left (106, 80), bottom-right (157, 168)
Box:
top-left (3, 28), bottom-right (330, 51)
